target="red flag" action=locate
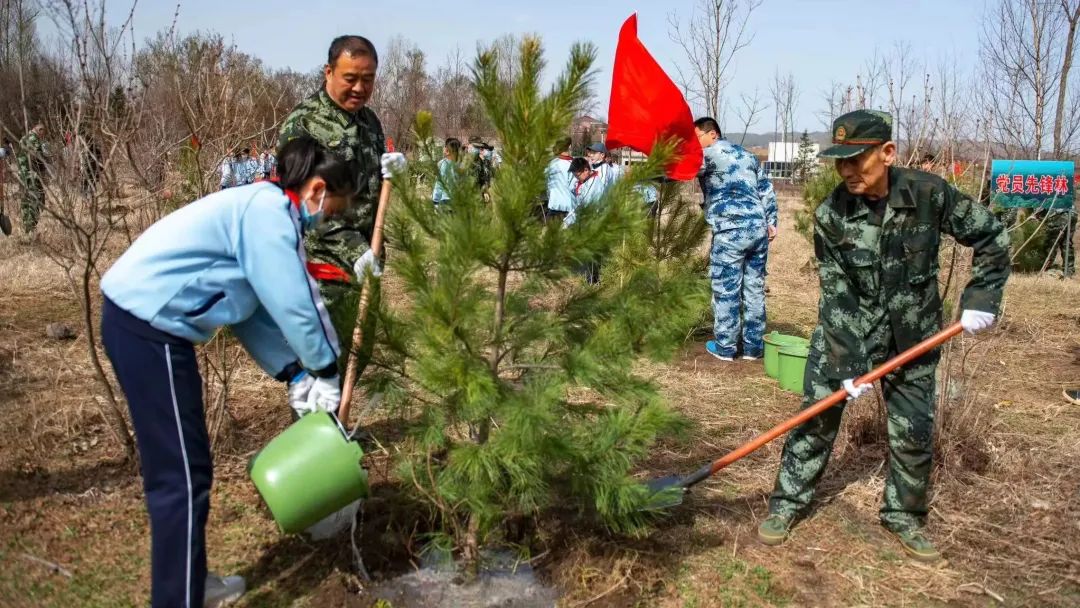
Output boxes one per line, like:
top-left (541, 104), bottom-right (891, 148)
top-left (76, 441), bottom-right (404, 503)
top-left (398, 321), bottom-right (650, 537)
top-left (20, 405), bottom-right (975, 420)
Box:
top-left (606, 14), bottom-right (702, 180)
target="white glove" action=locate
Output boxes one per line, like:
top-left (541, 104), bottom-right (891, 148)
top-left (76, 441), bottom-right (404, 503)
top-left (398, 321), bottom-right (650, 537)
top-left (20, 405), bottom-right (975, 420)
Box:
top-left (842, 378), bottom-right (873, 400)
top-left (353, 249), bottom-right (382, 278)
top-left (306, 375), bottom-right (342, 413)
top-left (287, 371), bottom-right (316, 415)
top-left (960, 309), bottom-right (995, 334)
top-left (380, 152), bottom-right (406, 178)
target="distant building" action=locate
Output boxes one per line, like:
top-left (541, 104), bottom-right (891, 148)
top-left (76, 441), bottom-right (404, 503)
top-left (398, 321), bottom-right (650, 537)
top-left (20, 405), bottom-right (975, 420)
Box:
top-left (764, 141), bottom-right (820, 181)
top-left (571, 115), bottom-right (608, 144)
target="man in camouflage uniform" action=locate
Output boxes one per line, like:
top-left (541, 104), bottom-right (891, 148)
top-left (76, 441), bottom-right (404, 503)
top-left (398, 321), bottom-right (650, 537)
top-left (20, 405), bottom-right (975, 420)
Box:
top-left (466, 136), bottom-right (493, 194)
top-left (694, 117), bottom-right (778, 361)
top-left (758, 110), bottom-right (1010, 562)
top-left (278, 35), bottom-right (402, 383)
top-left (16, 123), bottom-right (48, 234)
top-left (1041, 207), bottom-right (1075, 277)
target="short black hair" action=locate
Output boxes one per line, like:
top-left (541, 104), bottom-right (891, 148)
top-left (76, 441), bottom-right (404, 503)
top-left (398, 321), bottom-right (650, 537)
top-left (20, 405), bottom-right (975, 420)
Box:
top-left (328, 35), bottom-right (378, 68)
top-left (553, 136), bottom-right (572, 155)
top-left (569, 156), bottom-right (590, 174)
top-left (694, 117), bottom-right (721, 138)
top-left (277, 135), bottom-right (357, 195)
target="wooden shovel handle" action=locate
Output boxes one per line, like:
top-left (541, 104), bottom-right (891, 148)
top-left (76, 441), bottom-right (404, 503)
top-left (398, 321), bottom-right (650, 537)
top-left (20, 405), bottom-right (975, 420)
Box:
top-left (337, 178), bottom-right (392, 425)
top-left (694, 321), bottom-right (964, 482)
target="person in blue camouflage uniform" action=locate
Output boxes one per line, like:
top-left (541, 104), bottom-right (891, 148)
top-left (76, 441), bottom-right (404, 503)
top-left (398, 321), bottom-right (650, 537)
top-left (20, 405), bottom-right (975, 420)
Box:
top-left (758, 110), bottom-right (1010, 562)
top-left (279, 35), bottom-right (402, 386)
top-left (694, 117), bottom-right (778, 361)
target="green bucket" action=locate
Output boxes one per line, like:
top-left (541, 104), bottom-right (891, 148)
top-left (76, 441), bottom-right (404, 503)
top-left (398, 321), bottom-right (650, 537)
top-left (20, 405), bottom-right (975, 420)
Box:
top-left (777, 344), bottom-right (810, 393)
top-left (249, 412), bottom-right (368, 534)
top-left (764, 332), bottom-right (809, 379)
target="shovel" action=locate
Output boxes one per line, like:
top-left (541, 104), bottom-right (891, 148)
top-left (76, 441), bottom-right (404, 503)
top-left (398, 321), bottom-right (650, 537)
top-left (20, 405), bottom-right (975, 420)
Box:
top-left (337, 167), bottom-right (393, 426)
top-left (643, 321), bottom-right (964, 510)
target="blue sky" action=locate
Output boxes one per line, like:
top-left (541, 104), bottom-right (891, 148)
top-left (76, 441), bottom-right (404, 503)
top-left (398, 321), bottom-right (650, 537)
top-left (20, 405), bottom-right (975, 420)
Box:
top-left (75, 0), bottom-right (985, 131)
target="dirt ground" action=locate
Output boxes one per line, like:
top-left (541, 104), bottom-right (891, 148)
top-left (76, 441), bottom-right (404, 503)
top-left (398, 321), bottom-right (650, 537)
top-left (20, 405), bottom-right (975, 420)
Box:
top-left (1, 191), bottom-right (1078, 607)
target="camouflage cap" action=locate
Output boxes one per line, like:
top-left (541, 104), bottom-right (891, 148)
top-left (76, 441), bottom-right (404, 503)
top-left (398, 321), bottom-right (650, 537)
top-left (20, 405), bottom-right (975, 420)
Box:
top-left (819, 110), bottom-right (893, 159)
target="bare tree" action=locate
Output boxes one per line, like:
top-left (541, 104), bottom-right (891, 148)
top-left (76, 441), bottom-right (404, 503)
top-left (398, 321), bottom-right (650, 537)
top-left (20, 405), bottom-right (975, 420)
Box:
top-left (770, 70), bottom-right (799, 143)
top-left (980, 0), bottom-right (1076, 158)
top-left (133, 31), bottom-right (300, 200)
top-left (368, 36), bottom-right (431, 150)
top-left (1053, 0), bottom-right (1080, 155)
top-left (819, 80), bottom-right (845, 131)
top-left (668, 0), bottom-right (762, 119)
top-left (733, 88), bottom-right (767, 145)
top-left (19, 0), bottom-right (159, 461)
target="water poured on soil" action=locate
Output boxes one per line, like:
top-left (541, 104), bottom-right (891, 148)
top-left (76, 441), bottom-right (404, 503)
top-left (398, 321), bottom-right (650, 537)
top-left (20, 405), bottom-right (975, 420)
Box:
top-left (365, 549), bottom-right (558, 608)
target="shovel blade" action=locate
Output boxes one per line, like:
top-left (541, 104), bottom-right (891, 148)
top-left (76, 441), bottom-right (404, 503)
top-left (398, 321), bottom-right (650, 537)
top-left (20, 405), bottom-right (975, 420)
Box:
top-left (639, 475), bottom-right (688, 511)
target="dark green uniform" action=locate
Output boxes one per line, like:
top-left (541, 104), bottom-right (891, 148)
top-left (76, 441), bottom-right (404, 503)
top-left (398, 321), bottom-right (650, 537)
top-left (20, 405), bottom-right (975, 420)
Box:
top-left (15, 131), bottom-right (47, 234)
top-left (769, 166), bottom-right (1010, 533)
top-left (1041, 208), bottom-right (1076, 276)
top-left (278, 90), bottom-right (386, 376)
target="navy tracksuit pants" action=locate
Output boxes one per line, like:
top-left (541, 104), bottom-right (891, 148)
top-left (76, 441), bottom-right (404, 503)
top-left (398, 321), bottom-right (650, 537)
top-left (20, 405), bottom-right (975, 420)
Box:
top-left (101, 298), bottom-right (211, 607)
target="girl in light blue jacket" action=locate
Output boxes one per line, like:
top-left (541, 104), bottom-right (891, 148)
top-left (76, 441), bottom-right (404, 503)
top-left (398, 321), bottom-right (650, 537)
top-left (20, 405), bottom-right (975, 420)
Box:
top-left (99, 136), bottom-right (357, 607)
top-left (431, 137), bottom-right (461, 207)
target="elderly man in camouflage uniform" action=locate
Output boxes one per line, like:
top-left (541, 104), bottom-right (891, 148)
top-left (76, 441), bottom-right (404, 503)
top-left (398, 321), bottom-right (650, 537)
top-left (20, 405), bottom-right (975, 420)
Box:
top-left (758, 110), bottom-right (1010, 562)
top-left (278, 35), bottom-right (404, 397)
top-left (16, 123), bottom-right (48, 234)
top-left (694, 117), bottom-right (778, 361)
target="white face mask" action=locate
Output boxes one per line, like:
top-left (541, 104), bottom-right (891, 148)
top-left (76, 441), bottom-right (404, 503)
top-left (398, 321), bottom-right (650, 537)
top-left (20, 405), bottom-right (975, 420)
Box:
top-left (299, 189), bottom-right (326, 230)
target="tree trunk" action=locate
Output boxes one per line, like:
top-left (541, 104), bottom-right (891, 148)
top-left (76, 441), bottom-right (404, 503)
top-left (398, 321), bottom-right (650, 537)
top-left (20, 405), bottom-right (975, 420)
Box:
top-left (81, 259), bottom-right (135, 461)
top-left (478, 265), bottom-right (508, 445)
top-left (462, 511), bottom-right (481, 578)
top-left (1053, 2), bottom-right (1080, 157)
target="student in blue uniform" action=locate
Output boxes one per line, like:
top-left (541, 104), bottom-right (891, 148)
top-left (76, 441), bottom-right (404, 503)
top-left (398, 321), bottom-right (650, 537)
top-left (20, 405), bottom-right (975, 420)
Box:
top-left (100, 136), bottom-right (359, 608)
top-left (544, 137), bottom-right (574, 223)
top-left (431, 137), bottom-right (461, 209)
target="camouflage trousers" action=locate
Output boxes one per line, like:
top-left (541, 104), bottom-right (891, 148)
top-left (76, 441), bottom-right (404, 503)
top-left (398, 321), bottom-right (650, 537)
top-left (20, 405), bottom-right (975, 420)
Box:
top-left (319, 279), bottom-right (380, 385)
top-left (709, 225), bottom-right (769, 358)
top-left (19, 173), bottom-right (43, 233)
top-left (1043, 210), bottom-right (1076, 276)
top-left (768, 345), bottom-right (937, 533)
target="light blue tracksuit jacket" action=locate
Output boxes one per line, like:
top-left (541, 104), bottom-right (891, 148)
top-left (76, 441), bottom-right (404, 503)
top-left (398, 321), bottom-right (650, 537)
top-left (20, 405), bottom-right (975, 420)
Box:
top-left (545, 155), bottom-right (574, 213)
top-left (100, 182), bottom-right (341, 377)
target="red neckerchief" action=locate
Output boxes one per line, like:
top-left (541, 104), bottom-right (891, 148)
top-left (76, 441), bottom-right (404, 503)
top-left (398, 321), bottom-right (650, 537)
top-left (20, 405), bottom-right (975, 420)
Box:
top-left (276, 179), bottom-right (351, 283)
top-left (557, 153), bottom-right (573, 161)
top-left (574, 171), bottom-right (596, 196)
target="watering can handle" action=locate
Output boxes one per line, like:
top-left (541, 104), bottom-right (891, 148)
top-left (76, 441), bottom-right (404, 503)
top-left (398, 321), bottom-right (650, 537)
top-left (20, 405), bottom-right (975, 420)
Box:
top-left (677, 322), bottom-right (964, 488)
top-left (337, 176), bottom-right (393, 425)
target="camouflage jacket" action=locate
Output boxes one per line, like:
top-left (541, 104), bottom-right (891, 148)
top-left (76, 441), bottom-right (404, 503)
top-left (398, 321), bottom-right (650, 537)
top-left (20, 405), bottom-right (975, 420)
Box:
top-left (278, 89), bottom-right (386, 271)
top-left (813, 167), bottom-right (1010, 379)
top-left (16, 131), bottom-right (48, 179)
top-left (697, 139), bottom-right (777, 232)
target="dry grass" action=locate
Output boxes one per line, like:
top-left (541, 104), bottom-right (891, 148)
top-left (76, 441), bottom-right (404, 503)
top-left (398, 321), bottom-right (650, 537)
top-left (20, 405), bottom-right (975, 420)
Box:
top-left (1, 189), bottom-right (1079, 607)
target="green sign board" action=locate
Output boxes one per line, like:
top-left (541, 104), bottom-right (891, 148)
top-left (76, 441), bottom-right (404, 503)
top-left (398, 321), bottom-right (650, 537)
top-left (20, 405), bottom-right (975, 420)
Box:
top-left (990, 159), bottom-right (1075, 210)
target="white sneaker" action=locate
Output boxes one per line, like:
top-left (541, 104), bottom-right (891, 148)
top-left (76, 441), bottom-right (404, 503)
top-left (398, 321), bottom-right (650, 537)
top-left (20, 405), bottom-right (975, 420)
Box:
top-left (741, 355), bottom-right (759, 361)
top-left (204, 573), bottom-right (245, 608)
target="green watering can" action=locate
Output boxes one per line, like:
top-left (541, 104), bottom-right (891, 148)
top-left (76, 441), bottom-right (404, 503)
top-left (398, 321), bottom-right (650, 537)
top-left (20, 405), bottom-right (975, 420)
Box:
top-left (249, 412), bottom-right (368, 534)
